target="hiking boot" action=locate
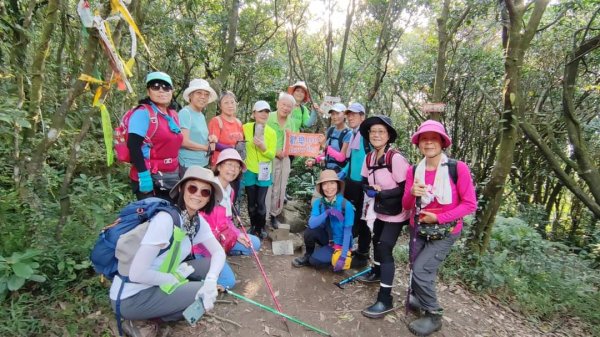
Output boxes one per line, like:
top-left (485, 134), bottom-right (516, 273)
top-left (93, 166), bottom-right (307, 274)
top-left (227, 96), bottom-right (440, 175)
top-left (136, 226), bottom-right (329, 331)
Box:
top-left (361, 293), bottom-right (395, 319)
top-left (121, 319), bottom-right (159, 337)
top-left (250, 227), bottom-right (268, 240)
top-left (408, 310), bottom-right (443, 336)
top-left (270, 215), bottom-right (280, 230)
top-left (350, 252), bottom-right (369, 269)
top-left (356, 269), bottom-right (380, 283)
top-left (292, 255), bottom-right (311, 268)
top-left (407, 294), bottom-right (423, 314)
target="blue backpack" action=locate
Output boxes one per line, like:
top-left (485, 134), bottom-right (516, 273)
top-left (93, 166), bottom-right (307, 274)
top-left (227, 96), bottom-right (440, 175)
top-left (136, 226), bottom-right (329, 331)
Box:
top-left (90, 197), bottom-right (181, 280)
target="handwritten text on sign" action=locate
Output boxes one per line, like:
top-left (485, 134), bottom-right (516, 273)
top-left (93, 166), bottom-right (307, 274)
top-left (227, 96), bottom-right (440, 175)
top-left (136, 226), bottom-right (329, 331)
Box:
top-left (284, 130), bottom-right (322, 157)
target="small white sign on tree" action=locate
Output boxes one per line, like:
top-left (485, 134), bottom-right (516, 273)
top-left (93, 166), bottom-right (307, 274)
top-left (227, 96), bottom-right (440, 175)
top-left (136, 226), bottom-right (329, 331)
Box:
top-left (421, 103), bottom-right (446, 114)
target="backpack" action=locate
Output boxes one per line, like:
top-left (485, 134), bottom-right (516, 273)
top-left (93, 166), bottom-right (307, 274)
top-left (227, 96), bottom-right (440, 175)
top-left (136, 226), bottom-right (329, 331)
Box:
top-left (411, 158), bottom-right (458, 185)
top-left (90, 197), bottom-right (181, 280)
top-left (113, 104), bottom-right (158, 163)
top-left (365, 148), bottom-right (402, 173)
top-left (326, 127), bottom-right (351, 151)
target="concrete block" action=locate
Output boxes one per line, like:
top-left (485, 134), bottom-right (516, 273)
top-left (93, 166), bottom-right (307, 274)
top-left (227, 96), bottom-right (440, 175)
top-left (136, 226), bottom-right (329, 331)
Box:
top-left (272, 240), bottom-right (294, 255)
top-left (269, 228), bottom-right (290, 241)
top-left (278, 223), bottom-right (290, 230)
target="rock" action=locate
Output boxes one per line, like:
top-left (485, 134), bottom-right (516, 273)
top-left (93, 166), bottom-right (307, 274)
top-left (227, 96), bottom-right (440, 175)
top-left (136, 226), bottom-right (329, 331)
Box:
top-left (289, 232), bottom-right (304, 251)
top-left (268, 228), bottom-right (290, 241)
top-left (272, 240), bottom-right (294, 255)
top-left (281, 200), bottom-right (310, 233)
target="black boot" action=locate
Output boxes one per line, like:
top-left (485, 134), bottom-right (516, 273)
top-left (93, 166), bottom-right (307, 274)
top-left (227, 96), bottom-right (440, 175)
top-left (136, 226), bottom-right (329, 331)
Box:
top-left (356, 266), bottom-right (380, 283)
top-left (270, 215), bottom-right (280, 229)
top-left (407, 293), bottom-right (423, 314)
top-left (292, 255), bottom-right (310, 268)
top-left (361, 287), bottom-right (394, 319)
top-left (408, 310), bottom-right (443, 336)
top-left (350, 251), bottom-right (369, 269)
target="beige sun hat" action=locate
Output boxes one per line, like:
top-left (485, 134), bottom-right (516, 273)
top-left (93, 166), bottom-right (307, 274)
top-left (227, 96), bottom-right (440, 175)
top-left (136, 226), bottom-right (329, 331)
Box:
top-left (315, 169), bottom-right (345, 195)
top-left (169, 166), bottom-right (223, 202)
top-left (183, 79), bottom-right (218, 103)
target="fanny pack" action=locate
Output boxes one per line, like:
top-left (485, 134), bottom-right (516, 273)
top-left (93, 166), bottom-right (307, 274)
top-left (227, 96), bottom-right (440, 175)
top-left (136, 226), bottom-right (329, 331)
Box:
top-left (152, 171), bottom-right (180, 191)
top-left (417, 220), bottom-right (457, 240)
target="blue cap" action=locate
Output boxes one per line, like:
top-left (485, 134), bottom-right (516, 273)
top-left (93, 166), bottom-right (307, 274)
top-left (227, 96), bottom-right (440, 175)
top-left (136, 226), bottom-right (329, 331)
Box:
top-left (145, 71), bottom-right (173, 86)
top-left (346, 102), bottom-right (365, 114)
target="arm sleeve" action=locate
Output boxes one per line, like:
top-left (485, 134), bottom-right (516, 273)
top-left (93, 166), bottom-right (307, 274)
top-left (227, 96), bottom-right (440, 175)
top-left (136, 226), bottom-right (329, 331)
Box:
top-left (436, 161), bottom-right (478, 224)
top-left (202, 236), bottom-right (226, 280)
top-left (326, 146), bottom-right (346, 162)
top-left (308, 200), bottom-right (328, 229)
top-left (128, 244), bottom-right (179, 286)
top-left (127, 133), bottom-right (147, 173)
top-left (341, 226), bottom-right (352, 257)
top-left (215, 142), bottom-right (232, 151)
top-left (303, 106), bottom-right (317, 128)
top-left (378, 153), bottom-right (409, 198)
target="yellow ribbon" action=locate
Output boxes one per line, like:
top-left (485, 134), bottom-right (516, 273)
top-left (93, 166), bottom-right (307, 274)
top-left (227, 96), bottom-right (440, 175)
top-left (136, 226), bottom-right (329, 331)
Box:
top-left (110, 0), bottom-right (151, 55)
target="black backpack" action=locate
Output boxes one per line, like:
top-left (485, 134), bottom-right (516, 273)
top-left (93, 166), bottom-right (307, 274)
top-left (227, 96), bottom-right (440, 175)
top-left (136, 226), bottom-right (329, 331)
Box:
top-left (325, 127), bottom-right (351, 168)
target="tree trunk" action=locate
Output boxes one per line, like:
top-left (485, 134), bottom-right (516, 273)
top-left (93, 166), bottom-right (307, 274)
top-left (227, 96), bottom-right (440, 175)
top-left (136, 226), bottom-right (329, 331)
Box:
top-left (469, 0), bottom-right (549, 255)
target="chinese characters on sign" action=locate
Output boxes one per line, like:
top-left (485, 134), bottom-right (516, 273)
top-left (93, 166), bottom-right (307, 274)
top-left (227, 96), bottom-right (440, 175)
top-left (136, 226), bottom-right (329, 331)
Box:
top-left (283, 130), bottom-right (322, 157)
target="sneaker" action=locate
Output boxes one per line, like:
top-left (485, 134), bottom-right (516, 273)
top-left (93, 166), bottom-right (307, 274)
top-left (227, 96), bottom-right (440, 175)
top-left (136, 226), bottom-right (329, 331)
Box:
top-left (292, 255), bottom-right (311, 268)
top-left (356, 270), bottom-right (381, 283)
top-left (250, 227), bottom-right (268, 240)
top-left (121, 320), bottom-right (159, 337)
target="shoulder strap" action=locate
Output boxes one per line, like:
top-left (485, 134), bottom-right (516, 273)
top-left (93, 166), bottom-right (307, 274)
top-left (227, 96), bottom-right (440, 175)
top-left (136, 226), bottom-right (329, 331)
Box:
top-left (216, 115), bottom-right (223, 129)
top-left (411, 158), bottom-right (459, 185)
top-left (338, 128), bottom-right (350, 149)
top-left (144, 104), bottom-right (159, 141)
top-left (361, 135), bottom-right (371, 156)
top-left (326, 127), bottom-right (334, 144)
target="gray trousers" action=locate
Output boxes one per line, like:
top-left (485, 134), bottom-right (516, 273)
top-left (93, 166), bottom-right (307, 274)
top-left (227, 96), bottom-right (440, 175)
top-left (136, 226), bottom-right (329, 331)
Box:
top-left (410, 233), bottom-right (458, 312)
top-left (111, 258), bottom-right (211, 322)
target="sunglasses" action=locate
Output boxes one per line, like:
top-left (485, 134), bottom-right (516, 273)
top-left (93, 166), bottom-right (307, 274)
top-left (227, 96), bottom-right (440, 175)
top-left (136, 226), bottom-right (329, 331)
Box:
top-left (186, 185), bottom-right (212, 197)
top-left (148, 82), bottom-right (173, 92)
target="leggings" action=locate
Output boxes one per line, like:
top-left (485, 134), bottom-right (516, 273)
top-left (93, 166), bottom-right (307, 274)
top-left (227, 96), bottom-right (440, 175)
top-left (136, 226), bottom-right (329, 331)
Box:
top-left (372, 218), bottom-right (408, 286)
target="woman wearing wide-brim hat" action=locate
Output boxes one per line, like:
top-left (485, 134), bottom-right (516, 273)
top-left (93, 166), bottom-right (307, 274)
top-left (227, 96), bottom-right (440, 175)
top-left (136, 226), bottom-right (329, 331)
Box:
top-left (178, 79), bottom-right (219, 171)
top-left (355, 115), bottom-right (412, 319)
top-left (286, 80), bottom-right (318, 131)
top-left (402, 120), bottom-right (476, 336)
top-left (109, 166), bottom-right (226, 336)
top-left (292, 170), bottom-right (355, 272)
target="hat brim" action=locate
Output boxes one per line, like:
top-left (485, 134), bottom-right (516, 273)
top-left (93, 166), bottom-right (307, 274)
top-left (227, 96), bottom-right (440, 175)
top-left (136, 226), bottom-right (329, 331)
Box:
top-left (359, 117), bottom-right (398, 144)
top-left (316, 179), bottom-right (345, 195)
top-left (169, 176), bottom-right (223, 203)
top-left (411, 131), bottom-right (452, 148)
top-left (183, 86), bottom-right (218, 104)
top-left (287, 86), bottom-right (311, 103)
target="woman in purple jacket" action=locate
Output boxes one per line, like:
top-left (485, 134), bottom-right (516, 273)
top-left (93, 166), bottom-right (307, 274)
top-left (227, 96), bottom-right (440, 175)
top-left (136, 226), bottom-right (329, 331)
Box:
top-left (402, 120), bottom-right (477, 336)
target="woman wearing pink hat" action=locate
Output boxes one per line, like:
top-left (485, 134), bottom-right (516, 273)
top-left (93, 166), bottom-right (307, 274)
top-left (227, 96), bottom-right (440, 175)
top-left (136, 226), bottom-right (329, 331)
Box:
top-left (402, 120), bottom-right (476, 336)
top-left (192, 148), bottom-right (260, 289)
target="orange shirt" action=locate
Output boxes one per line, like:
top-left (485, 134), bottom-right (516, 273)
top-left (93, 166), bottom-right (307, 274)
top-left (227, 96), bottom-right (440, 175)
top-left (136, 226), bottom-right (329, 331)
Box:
top-left (208, 115), bottom-right (244, 166)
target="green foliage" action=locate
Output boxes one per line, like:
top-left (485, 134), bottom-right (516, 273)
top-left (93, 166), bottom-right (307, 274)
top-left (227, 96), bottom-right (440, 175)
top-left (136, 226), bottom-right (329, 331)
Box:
top-left (442, 217), bottom-right (600, 334)
top-left (0, 250), bottom-right (46, 301)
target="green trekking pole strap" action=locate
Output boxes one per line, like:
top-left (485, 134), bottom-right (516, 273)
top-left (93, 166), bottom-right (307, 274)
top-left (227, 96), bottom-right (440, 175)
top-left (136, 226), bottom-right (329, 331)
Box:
top-left (225, 290), bottom-right (331, 336)
top-left (159, 226), bottom-right (188, 294)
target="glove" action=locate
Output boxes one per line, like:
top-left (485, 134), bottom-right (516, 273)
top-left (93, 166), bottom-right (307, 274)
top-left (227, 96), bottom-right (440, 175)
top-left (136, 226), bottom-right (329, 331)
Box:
top-left (176, 262), bottom-right (195, 279)
top-left (328, 208), bottom-right (344, 222)
top-left (137, 170), bottom-right (153, 193)
top-left (337, 170), bottom-right (347, 180)
top-left (333, 256), bottom-right (346, 272)
top-left (366, 188), bottom-right (377, 198)
top-left (195, 277), bottom-right (218, 311)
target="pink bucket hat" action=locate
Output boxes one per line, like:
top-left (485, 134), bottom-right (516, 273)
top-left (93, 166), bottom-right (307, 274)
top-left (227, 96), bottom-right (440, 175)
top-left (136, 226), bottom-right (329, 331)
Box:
top-left (411, 120), bottom-right (452, 148)
top-left (215, 148), bottom-right (247, 171)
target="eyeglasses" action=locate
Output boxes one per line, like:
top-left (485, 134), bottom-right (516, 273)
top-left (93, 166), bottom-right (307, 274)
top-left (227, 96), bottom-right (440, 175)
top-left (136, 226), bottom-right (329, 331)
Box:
top-left (148, 83), bottom-right (173, 92)
top-left (222, 162), bottom-right (241, 171)
top-left (369, 129), bottom-right (388, 135)
top-left (186, 185), bottom-right (212, 197)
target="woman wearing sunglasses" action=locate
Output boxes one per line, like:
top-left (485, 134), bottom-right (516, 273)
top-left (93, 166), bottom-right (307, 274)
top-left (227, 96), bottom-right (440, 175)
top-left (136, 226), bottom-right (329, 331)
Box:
top-left (110, 166), bottom-right (225, 337)
top-left (191, 148), bottom-right (261, 289)
top-left (127, 72), bottom-right (183, 201)
top-left (178, 79), bottom-right (219, 172)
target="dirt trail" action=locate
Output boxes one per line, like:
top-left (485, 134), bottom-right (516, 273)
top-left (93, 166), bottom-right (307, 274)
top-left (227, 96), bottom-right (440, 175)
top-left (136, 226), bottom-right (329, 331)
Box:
top-left (166, 240), bottom-right (582, 337)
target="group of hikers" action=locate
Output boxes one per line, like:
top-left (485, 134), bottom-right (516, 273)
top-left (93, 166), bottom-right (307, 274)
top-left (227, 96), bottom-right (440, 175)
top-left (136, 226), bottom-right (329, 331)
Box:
top-left (108, 71), bottom-right (477, 337)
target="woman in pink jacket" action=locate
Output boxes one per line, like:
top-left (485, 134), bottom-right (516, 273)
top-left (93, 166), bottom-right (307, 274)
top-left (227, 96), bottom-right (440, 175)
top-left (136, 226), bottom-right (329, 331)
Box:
top-left (402, 120), bottom-right (477, 337)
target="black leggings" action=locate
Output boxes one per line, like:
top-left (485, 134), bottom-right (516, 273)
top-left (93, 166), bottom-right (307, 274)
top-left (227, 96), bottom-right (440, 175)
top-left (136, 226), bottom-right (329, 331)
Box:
top-left (245, 184), bottom-right (268, 230)
top-left (372, 218), bottom-right (408, 286)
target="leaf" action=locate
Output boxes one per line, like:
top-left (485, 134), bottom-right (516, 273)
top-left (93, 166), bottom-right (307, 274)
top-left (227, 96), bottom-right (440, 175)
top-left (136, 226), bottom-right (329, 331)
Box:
top-left (29, 274), bottom-right (46, 283)
top-left (11, 262), bottom-right (34, 278)
top-left (7, 275), bottom-right (25, 291)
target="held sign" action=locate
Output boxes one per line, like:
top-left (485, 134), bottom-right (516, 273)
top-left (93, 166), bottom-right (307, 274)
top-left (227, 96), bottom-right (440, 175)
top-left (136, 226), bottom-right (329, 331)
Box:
top-left (283, 130), bottom-right (322, 157)
top-left (421, 103), bottom-right (446, 113)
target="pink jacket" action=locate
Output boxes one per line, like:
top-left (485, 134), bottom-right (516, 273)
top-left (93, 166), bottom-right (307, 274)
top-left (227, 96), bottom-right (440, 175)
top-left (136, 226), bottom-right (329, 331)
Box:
top-left (402, 160), bottom-right (477, 234)
top-left (193, 205), bottom-right (240, 256)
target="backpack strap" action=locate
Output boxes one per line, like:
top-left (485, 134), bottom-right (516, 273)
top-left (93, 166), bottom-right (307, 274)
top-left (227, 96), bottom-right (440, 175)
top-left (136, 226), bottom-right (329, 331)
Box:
top-left (411, 158), bottom-right (458, 185)
top-left (216, 115), bottom-right (223, 129)
top-left (143, 104), bottom-right (160, 142)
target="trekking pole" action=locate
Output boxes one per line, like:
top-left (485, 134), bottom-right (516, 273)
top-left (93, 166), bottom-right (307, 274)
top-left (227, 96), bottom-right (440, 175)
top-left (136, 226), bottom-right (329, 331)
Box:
top-left (406, 196), bottom-right (421, 315)
top-left (231, 206), bottom-right (287, 320)
top-left (226, 290), bottom-right (331, 336)
top-left (333, 267), bottom-right (372, 289)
